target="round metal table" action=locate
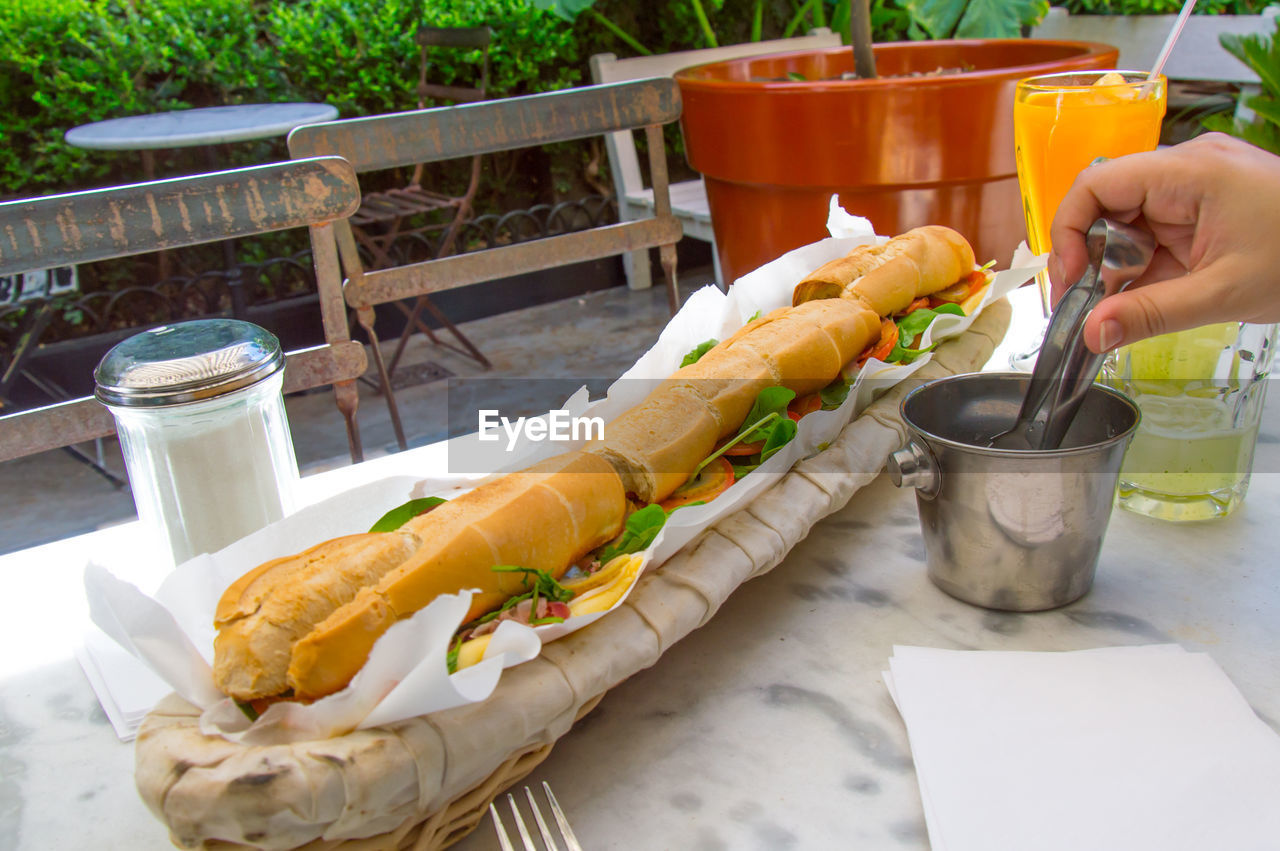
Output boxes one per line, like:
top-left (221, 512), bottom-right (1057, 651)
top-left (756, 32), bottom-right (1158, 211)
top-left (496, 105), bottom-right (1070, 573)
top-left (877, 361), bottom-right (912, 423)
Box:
top-left (64, 102), bottom-right (340, 315)
top-left (63, 102), bottom-right (339, 150)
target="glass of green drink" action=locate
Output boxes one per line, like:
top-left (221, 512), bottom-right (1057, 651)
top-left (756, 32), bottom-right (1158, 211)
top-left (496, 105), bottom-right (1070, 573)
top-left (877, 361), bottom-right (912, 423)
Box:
top-left (1102, 322), bottom-right (1277, 521)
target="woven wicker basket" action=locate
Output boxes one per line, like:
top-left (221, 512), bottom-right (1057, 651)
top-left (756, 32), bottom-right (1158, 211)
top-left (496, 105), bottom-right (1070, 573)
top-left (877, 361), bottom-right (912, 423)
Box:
top-left (218, 694), bottom-right (606, 851)
top-left (137, 301), bottom-right (1010, 850)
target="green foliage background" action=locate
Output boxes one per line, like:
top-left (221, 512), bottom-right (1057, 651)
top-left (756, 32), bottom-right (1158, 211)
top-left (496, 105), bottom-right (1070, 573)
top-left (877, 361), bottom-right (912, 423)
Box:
top-left (1202, 16), bottom-right (1280, 154)
top-left (2, 0), bottom-right (1270, 202)
top-left (0, 0), bottom-right (578, 202)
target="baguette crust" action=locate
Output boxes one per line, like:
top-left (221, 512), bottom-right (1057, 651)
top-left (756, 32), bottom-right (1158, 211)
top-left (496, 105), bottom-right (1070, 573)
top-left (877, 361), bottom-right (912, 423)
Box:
top-left (660, 344), bottom-right (776, 440)
top-left (792, 226), bottom-right (976, 315)
top-left (286, 450), bottom-right (625, 699)
top-left (213, 452), bottom-right (626, 701)
top-left (726, 299), bottom-right (880, 396)
top-left (586, 385), bottom-right (721, 504)
top-left (212, 532), bottom-right (422, 699)
top-left (590, 298), bottom-right (880, 503)
top-left (791, 252), bottom-right (884, 305)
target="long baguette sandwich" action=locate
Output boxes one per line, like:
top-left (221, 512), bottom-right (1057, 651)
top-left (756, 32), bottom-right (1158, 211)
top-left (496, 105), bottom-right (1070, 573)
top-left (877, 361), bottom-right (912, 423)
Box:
top-left (211, 225), bottom-right (987, 706)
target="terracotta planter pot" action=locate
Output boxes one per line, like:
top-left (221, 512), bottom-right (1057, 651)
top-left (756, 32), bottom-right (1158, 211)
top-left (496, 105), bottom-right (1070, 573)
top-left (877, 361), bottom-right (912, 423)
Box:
top-left (675, 39), bottom-right (1119, 285)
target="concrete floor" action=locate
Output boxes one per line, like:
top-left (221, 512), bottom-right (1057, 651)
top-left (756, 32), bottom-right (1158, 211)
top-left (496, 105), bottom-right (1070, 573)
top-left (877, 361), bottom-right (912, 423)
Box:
top-left (0, 276), bottom-right (706, 555)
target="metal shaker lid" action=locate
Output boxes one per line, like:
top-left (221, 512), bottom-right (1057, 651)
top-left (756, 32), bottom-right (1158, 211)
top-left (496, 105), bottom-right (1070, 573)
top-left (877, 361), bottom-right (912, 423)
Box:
top-left (94, 319), bottom-right (283, 408)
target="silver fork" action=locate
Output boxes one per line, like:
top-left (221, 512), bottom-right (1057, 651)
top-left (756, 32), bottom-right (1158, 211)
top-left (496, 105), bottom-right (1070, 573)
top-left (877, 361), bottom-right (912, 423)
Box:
top-left (488, 781), bottom-right (583, 851)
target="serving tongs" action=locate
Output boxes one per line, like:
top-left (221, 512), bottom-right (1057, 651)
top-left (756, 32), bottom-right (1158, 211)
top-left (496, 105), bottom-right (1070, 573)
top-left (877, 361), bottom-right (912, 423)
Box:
top-left (991, 218), bottom-right (1155, 450)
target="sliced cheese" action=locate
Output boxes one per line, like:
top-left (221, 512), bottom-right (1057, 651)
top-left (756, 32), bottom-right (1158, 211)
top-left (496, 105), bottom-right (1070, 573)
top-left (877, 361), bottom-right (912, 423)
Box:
top-left (567, 555), bottom-right (644, 616)
top-left (454, 634), bottom-right (492, 671)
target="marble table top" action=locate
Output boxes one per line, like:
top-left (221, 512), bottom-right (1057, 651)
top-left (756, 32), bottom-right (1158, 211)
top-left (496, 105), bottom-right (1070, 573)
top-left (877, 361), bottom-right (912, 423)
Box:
top-left (2, 292), bottom-right (1277, 850)
top-left (64, 103), bottom-right (339, 151)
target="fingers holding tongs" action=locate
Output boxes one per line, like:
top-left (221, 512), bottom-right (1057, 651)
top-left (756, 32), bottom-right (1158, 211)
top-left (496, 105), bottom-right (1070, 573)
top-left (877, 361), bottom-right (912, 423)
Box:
top-left (993, 218), bottom-right (1156, 451)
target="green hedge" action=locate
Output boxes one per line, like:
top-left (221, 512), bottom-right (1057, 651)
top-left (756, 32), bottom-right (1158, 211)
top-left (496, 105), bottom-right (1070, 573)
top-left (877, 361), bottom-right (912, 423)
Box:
top-left (543, 0), bottom-right (918, 58)
top-left (0, 0), bottom-right (579, 201)
top-left (5, 0), bottom-right (1270, 202)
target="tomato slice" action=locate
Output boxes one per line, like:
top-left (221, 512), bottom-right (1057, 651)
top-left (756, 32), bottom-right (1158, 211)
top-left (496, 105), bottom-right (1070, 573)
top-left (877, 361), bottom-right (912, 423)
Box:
top-left (722, 439), bottom-right (764, 456)
top-left (898, 297), bottom-right (930, 316)
top-left (659, 456), bottom-right (736, 511)
top-left (787, 393), bottom-right (822, 422)
top-left (856, 318), bottom-right (900, 367)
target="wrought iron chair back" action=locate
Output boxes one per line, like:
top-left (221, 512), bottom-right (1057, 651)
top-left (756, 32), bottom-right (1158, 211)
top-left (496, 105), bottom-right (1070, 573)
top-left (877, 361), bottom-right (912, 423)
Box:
top-left (288, 77), bottom-right (684, 452)
top-left (351, 25), bottom-right (493, 264)
top-left (0, 157), bottom-right (370, 467)
top-left (313, 25), bottom-right (498, 388)
top-left (412, 25), bottom-right (492, 184)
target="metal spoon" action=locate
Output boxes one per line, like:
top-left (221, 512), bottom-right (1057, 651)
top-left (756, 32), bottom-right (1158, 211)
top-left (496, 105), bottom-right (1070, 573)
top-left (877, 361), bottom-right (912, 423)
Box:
top-left (990, 218), bottom-right (1155, 451)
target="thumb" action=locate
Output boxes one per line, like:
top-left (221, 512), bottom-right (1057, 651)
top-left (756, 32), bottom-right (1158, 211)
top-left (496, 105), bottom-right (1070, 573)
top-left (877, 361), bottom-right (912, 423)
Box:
top-left (1083, 264), bottom-right (1238, 353)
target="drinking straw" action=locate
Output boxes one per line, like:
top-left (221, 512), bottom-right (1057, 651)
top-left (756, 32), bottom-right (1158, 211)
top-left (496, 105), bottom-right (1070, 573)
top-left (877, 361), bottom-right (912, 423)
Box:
top-left (1149, 0), bottom-right (1199, 80)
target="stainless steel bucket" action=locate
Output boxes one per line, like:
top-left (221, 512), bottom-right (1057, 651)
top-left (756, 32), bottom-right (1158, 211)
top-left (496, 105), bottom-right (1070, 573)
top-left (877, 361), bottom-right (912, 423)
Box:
top-left (887, 373), bottom-right (1140, 612)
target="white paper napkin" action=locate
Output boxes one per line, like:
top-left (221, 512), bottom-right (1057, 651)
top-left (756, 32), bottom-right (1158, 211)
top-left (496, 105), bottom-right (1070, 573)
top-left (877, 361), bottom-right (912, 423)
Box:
top-left (884, 645), bottom-right (1280, 851)
top-left (75, 627), bottom-right (171, 741)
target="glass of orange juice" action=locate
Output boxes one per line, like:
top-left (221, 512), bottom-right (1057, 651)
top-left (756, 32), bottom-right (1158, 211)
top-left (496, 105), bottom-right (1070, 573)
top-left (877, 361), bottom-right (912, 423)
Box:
top-left (1010, 70), bottom-right (1167, 370)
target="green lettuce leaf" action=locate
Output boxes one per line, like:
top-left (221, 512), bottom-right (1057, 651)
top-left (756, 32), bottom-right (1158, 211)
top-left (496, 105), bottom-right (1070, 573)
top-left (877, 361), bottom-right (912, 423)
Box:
top-left (737, 386), bottom-right (796, 442)
top-left (819, 376), bottom-right (851, 411)
top-left (692, 386), bottom-right (801, 481)
top-left (759, 416), bottom-right (797, 463)
top-left (490, 565), bottom-right (573, 603)
top-left (447, 637), bottom-right (463, 674)
top-left (681, 338), bottom-right (718, 367)
top-left (369, 496), bottom-right (447, 532)
top-left (598, 503), bottom-right (668, 563)
top-left (528, 0), bottom-right (597, 23)
top-left (886, 303), bottom-right (965, 364)
top-left (729, 415), bottom-right (797, 478)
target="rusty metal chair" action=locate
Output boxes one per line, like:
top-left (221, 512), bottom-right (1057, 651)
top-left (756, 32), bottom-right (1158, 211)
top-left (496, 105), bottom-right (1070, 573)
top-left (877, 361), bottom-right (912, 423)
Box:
top-left (289, 78), bottom-right (684, 452)
top-left (344, 25), bottom-right (494, 372)
top-left (0, 157), bottom-right (371, 467)
top-left (352, 25), bottom-right (491, 269)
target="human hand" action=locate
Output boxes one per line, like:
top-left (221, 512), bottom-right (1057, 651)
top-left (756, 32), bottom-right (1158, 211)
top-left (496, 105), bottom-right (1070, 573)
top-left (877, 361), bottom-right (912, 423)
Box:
top-left (1047, 133), bottom-right (1280, 353)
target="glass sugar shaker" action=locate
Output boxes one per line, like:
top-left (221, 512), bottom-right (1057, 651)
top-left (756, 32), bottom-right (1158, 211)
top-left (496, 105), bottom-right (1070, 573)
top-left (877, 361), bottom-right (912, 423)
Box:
top-left (95, 319), bottom-right (299, 566)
